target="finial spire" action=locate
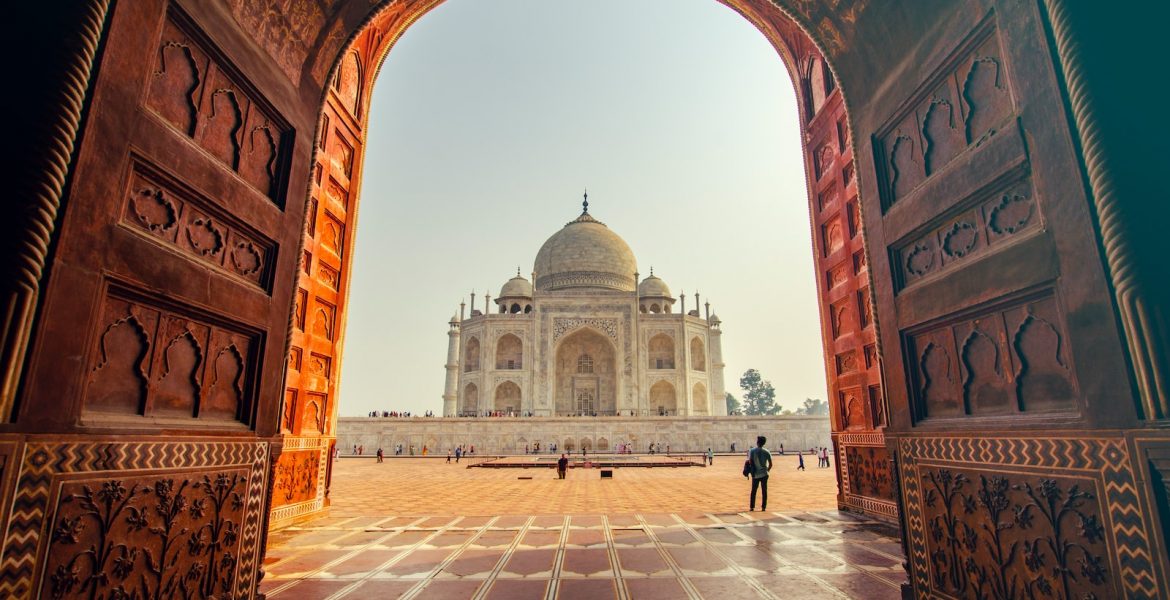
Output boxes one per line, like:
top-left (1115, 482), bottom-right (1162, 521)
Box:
top-left (649, 266), bottom-right (654, 276)
top-left (582, 188), bottom-right (589, 214)
top-left (517, 266), bottom-right (521, 277)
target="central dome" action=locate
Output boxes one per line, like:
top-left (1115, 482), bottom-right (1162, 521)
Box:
top-left (534, 210), bottom-right (637, 292)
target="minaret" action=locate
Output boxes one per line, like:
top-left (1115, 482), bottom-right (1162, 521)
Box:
top-left (708, 311), bottom-right (727, 415)
top-left (443, 313), bottom-right (461, 417)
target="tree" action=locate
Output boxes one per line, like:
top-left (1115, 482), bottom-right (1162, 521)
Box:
top-left (725, 393), bottom-right (742, 415)
top-left (796, 398), bottom-right (828, 416)
top-left (739, 369), bottom-right (781, 415)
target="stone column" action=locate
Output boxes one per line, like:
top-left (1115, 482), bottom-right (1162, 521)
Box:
top-left (709, 321), bottom-right (727, 415)
top-left (444, 318), bottom-right (460, 416)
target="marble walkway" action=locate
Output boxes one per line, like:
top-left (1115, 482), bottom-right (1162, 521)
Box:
top-left (260, 458), bottom-right (906, 599)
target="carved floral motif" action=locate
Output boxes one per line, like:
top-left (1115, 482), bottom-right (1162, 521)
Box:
top-left (42, 472), bottom-right (247, 599)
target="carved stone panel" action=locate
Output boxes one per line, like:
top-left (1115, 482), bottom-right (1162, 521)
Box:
top-left (905, 292), bottom-right (1075, 421)
top-left (271, 450), bottom-right (320, 508)
top-left (123, 162), bottom-right (275, 290)
top-left (41, 470), bottom-right (250, 599)
top-left (146, 10), bottom-right (290, 204)
top-left (845, 445), bottom-right (893, 500)
top-left (900, 436), bottom-right (1157, 599)
top-left (894, 179), bottom-right (1039, 289)
top-left (86, 288), bottom-right (259, 424)
top-left (876, 22), bottom-right (1015, 208)
top-left (0, 440), bottom-right (267, 599)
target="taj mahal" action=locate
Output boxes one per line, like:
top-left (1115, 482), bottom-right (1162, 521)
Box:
top-left (442, 195), bottom-right (727, 418)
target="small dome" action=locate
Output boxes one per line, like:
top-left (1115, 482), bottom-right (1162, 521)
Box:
top-left (499, 274), bottom-right (533, 298)
top-left (638, 273), bottom-right (672, 298)
top-left (534, 208), bottom-right (637, 292)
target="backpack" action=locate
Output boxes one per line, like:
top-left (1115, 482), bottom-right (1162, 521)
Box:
top-left (743, 451), bottom-right (753, 478)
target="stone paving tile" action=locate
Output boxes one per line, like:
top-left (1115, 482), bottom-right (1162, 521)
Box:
top-left (263, 457), bottom-right (905, 599)
top-left (625, 576), bottom-right (691, 599)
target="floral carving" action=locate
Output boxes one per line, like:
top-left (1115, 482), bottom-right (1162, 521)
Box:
top-left (229, 241), bottom-right (262, 276)
top-left (942, 221), bottom-right (979, 258)
top-left (906, 242), bottom-right (935, 276)
top-left (552, 318), bottom-right (618, 343)
top-left (922, 468), bottom-right (1111, 599)
top-left (130, 185), bottom-right (178, 233)
top-left (186, 217), bottom-right (223, 257)
top-left (989, 192), bottom-right (1034, 235)
top-left (43, 472), bottom-right (246, 599)
top-left (272, 451), bottom-right (320, 507)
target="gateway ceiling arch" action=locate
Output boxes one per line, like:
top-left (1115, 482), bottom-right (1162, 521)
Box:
top-left (4, 1), bottom-right (1165, 598)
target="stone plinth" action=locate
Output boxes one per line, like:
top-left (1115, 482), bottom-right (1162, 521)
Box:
top-left (336, 415), bottom-right (830, 455)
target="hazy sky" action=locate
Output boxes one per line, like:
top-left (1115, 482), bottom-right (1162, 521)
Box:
top-left (337, 0), bottom-right (827, 416)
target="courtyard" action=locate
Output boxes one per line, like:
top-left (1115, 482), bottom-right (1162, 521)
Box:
top-left (260, 456), bottom-right (904, 598)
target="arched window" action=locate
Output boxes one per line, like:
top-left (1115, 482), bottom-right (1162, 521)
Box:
top-left (690, 337), bottom-right (706, 371)
top-left (577, 354), bottom-right (594, 374)
top-left (524, 305), bottom-right (533, 314)
top-left (464, 337), bottom-right (480, 372)
top-left (576, 390), bottom-right (594, 414)
top-left (495, 334), bottom-right (523, 369)
top-left (650, 303), bottom-right (661, 314)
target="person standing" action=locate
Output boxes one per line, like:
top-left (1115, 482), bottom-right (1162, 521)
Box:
top-left (797, 451), bottom-right (805, 471)
top-left (706, 448), bottom-right (714, 466)
top-left (748, 436), bottom-right (773, 511)
top-left (376, 447), bottom-right (384, 463)
top-left (822, 446), bottom-right (831, 468)
top-left (455, 446), bottom-right (462, 463)
top-left (446, 450), bottom-right (452, 463)
top-left (557, 454), bottom-right (569, 479)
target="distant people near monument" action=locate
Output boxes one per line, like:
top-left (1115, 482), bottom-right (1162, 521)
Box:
top-left (409, 445), bottom-right (414, 456)
top-left (352, 444), bottom-right (357, 455)
top-left (376, 447), bottom-right (384, 463)
top-left (447, 450), bottom-right (452, 463)
top-left (748, 436), bottom-right (773, 512)
top-left (557, 454), bottom-right (569, 479)
top-left (706, 448), bottom-right (714, 465)
top-left (821, 447), bottom-right (831, 468)
top-left (422, 445), bottom-right (428, 456)
top-left (525, 444), bottom-right (530, 454)
top-left (455, 446), bottom-right (462, 463)
top-left (358, 445), bottom-right (363, 455)
top-left (797, 451), bottom-right (805, 471)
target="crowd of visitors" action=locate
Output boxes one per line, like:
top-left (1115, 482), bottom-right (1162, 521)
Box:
top-left (366, 410), bottom-right (437, 417)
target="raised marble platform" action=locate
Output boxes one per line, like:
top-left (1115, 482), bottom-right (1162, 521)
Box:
top-left (336, 415), bottom-right (830, 456)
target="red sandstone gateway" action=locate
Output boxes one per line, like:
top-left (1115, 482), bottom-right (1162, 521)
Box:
top-left (2, 1), bottom-right (1160, 598)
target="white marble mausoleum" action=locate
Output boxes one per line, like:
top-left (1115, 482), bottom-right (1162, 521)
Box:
top-left (444, 196), bottom-right (727, 418)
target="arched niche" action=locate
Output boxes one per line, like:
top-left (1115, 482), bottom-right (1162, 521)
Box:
top-left (648, 333), bottom-right (675, 369)
top-left (693, 382), bottom-right (709, 415)
top-left (495, 334), bottom-right (522, 369)
top-left (554, 328), bottom-right (616, 416)
top-left (690, 337), bottom-right (707, 371)
top-left (494, 380), bottom-right (521, 412)
top-left (650, 380), bottom-right (677, 415)
top-left (464, 336), bottom-right (480, 372)
top-left (463, 383), bottom-right (479, 415)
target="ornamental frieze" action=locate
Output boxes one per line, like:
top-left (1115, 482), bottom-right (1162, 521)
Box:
top-left (552, 317), bottom-right (619, 343)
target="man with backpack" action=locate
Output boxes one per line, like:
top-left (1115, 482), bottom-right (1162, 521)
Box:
top-left (745, 436), bottom-right (773, 511)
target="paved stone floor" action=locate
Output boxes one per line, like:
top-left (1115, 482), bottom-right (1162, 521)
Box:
top-left (261, 457), bottom-right (906, 599)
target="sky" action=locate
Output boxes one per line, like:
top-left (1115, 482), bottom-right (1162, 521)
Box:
top-left (337, 0), bottom-right (827, 416)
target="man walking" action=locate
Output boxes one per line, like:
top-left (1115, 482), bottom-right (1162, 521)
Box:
top-left (557, 454), bottom-right (569, 479)
top-left (748, 436), bottom-right (773, 512)
top-left (797, 451), bottom-right (805, 471)
top-left (706, 448), bottom-right (714, 466)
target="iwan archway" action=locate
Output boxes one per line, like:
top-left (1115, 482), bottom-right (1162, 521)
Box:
top-left (5, 1), bottom-right (1166, 598)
